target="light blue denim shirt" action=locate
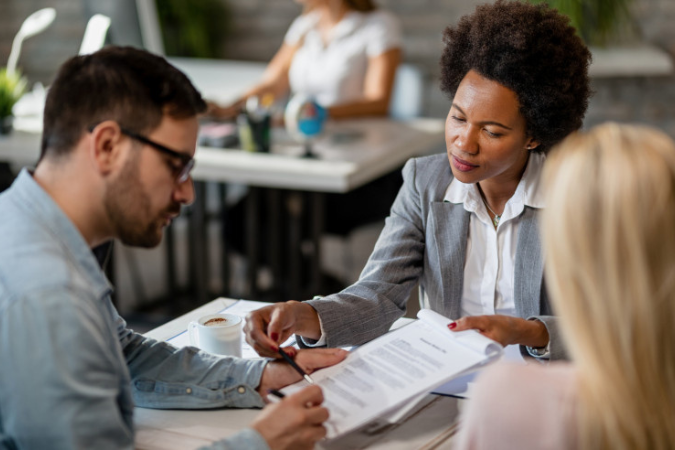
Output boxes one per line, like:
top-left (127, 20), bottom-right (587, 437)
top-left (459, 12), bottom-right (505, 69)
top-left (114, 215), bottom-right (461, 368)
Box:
top-left (0, 170), bottom-right (270, 450)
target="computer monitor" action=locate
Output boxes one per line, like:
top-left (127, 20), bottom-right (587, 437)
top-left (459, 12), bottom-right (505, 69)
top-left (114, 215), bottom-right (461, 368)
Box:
top-left (83, 0), bottom-right (164, 55)
top-left (81, 1), bottom-right (266, 106)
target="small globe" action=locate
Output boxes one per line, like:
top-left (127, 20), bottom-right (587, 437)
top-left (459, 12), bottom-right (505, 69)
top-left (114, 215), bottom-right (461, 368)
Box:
top-left (284, 94), bottom-right (327, 141)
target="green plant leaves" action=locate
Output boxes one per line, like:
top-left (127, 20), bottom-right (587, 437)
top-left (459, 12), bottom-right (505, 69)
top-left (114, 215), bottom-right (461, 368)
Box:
top-left (156, 0), bottom-right (231, 58)
top-left (528, 0), bottom-right (633, 45)
top-left (0, 69), bottom-right (27, 118)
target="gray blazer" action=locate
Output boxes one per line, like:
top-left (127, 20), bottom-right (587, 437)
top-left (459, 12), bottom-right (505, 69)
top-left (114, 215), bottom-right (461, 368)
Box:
top-left (306, 153), bottom-right (565, 360)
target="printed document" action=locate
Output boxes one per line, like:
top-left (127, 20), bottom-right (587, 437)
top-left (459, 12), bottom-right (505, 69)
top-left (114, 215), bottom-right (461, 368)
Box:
top-left (279, 309), bottom-right (502, 439)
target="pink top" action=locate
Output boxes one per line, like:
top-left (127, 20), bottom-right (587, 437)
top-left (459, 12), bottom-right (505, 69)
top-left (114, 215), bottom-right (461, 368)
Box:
top-left (454, 362), bottom-right (578, 450)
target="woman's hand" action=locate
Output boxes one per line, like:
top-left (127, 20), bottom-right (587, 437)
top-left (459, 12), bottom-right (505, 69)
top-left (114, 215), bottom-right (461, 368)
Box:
top-left (449, 315), bottom-right (549, 348)
top-left (244, 301), bottom-right (322, 357)
top-left (251, 385), bottom-right (329, 450)
top-left (204, 100), bottom-right (242, 120)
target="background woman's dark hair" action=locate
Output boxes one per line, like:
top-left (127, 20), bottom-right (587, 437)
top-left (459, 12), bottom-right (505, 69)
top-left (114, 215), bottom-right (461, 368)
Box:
top-left (41, 46), bottom-right (206, 160)
top-left (344, 0), bottom-right (377, 12)
top-left (439, 0), bottom-right (591, 153)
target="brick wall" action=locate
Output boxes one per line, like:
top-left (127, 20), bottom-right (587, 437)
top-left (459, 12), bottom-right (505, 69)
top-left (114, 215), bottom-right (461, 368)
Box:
top-left (1, 0), bottom-right (674, 130)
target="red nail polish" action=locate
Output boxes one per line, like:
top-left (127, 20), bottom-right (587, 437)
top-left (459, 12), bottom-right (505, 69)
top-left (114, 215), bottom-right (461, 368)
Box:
top-left (448, 322), bottom-right (457, 330)
top-left (270, 332), bottom-right (279, 341)
top-left (271, 345), bottom-right (279, 352)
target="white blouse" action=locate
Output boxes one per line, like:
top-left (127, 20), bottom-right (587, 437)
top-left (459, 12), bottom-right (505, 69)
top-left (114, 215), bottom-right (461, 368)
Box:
top-left (443, 152), bottom-right (546, 360)
top-left (284, 9), bottom-right (401, 107)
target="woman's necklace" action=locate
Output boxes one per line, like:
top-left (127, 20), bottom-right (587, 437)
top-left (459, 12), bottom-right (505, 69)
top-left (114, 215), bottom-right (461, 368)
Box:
top-left (478, 190), bottom-right (501, 229)
top-left (483, 199), bottom-right (501, 228)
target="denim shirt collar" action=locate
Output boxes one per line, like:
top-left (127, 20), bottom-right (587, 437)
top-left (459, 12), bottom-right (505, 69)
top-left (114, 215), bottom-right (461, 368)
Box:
top-left (12, 169), bottom-right (112, 299)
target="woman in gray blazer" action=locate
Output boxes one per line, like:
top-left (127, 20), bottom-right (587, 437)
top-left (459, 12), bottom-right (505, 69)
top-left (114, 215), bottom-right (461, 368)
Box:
top-left (245, 1), bottom-right (592, 361)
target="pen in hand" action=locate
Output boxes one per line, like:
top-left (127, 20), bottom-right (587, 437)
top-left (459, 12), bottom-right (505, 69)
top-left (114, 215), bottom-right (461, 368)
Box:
top-left (268, 389), bottom-right (286, 400)
top-left (277, 347), bottom-right (315, 385)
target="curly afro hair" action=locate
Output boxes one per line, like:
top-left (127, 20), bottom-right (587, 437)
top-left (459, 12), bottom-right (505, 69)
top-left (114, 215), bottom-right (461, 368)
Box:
top-left (439, 0), bottom-right (591, 153)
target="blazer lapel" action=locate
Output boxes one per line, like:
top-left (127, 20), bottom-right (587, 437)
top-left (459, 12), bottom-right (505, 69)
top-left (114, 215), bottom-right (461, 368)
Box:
top-left (429, 202), bottom-right (470, 319)
top-left (514, 207), bottom-right (544, 318)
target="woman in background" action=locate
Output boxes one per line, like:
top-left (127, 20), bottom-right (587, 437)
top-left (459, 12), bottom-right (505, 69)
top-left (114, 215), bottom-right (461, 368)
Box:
top-left (455, 123), bottom-right (675, 449)
top-left (210, 0), bottom-right (401, 119)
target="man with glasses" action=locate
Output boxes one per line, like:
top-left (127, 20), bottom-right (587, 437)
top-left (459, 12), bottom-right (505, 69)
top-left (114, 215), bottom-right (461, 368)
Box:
top-left (0, 46), bottom-right (345, 450)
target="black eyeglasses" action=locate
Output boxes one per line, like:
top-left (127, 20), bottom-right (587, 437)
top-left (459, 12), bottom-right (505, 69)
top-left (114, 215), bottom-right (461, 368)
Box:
top-left (88, 124), bottom-right (195, 183)
top-left (120, 128), bottom-right (194, 184)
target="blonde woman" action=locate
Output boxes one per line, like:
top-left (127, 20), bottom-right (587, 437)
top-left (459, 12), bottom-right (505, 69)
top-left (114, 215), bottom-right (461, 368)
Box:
top-left (454, 122), bottom-right (675, 449)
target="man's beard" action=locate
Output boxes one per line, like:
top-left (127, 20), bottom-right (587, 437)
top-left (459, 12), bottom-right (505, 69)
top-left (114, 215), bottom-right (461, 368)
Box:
top-left (104, 155), bottom-right (180, 248)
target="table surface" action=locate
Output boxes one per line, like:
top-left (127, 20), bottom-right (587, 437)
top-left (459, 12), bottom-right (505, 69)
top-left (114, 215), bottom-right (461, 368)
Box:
top-left (137, 298), bottom-right (461, 450)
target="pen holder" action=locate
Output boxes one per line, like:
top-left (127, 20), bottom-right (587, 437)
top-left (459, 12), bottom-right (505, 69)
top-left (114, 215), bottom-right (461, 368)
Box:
top-left (237, 112), bottom-right (270, 153)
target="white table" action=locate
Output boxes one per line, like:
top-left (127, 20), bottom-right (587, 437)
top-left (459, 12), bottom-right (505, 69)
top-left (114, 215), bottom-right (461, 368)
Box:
top-left (192, 118), bottom-right (444, 193)
top-left (136, 298), bottom-right (460, 450)
top-left (191, 118), bottom-right (444, 302)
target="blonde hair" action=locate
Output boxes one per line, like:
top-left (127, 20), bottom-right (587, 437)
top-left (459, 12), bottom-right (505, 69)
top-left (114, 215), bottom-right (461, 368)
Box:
top-left (543, 122), bottom-right (675, 450)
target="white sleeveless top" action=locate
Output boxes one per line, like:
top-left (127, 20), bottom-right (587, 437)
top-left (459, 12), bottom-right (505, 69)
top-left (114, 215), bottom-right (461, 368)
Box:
top-left (284, 9), bottom-right (401, 107)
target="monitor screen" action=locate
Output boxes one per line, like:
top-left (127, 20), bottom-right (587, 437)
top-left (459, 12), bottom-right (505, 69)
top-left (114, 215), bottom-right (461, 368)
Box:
top-left (83, 0), bottom-right (164, 55)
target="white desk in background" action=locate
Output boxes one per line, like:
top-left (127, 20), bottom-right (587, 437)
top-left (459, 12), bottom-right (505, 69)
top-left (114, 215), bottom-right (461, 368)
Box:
top-left (192, 118), bottom-right (445, 192)
top-left (137, 298), bottom-right (460, 450)
top-left (192, 118), bottom-right (445, 303)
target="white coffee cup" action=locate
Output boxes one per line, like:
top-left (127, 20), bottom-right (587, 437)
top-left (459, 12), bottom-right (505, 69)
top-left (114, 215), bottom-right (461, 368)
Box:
top-left (188, 313), bottom-right (242, 357)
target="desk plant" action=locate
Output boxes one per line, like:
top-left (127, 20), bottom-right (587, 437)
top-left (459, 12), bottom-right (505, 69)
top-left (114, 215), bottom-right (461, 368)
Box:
top-left (156, 0), bottom-right (231, 57)
top-left (0, 68), bottom-right (27, 135)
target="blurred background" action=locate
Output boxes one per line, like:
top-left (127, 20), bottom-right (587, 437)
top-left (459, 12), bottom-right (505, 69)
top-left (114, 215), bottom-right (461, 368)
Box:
top-left (1, 0), bottom-right (674, 328)
top-left (2, 0), bottom-right (675, 126)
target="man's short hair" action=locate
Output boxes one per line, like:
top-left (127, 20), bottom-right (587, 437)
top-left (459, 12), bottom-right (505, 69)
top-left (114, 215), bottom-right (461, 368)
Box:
top-left (41, 46), bottom-right (206, 159)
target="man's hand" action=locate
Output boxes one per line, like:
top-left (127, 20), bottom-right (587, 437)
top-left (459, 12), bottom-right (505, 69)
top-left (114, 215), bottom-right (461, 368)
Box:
top-left (251, 385), bottom-right (328, 450)
top-left (244, 301), bottom-right (322, 357)
top-left (257, 348), bottom-right (348, 396)
top-left (449, 315), bottom-right (549, 348)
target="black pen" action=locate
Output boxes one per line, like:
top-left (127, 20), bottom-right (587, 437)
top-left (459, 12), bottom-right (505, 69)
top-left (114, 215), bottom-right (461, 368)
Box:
top-left (268, 389), bottom-right (286, 400)
top-left (277, 347), bottom-right (315, 385)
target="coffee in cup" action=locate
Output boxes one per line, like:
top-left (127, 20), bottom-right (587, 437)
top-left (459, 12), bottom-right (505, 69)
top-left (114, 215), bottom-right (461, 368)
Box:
top-left (188, 313), bottom-right (242, 357)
